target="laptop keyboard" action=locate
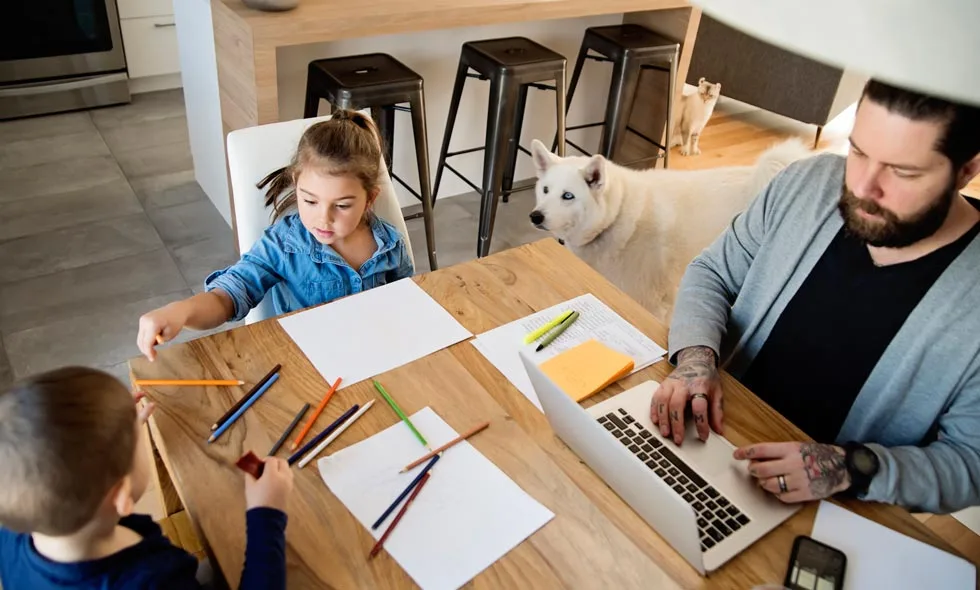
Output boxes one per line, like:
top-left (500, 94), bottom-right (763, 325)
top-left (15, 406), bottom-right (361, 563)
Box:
top-left (599, 409), bottom-right (751, 552)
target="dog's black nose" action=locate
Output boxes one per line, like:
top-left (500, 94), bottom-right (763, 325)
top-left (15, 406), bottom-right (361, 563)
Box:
top-left (529, 210), bottom-right (545, 225)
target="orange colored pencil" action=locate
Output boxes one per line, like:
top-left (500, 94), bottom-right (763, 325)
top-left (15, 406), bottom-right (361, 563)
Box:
top-left (368, 472), bottom-right (431, 559)
top-left (134, 379), bottom-right (244, 387)
top-left (400, 421), bottom-right (490, 472)
top-left (155, 335), bottom-right (165, 345)
top-left (290, 377), bottom-right (342, 451)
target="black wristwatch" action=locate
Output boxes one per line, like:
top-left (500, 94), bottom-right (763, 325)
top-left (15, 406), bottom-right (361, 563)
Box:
top-left (841, 442), bottom-right (880, 497)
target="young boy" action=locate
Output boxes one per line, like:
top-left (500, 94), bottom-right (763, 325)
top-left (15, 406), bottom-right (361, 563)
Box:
top-left (0, 367), bottom-right (292, 589)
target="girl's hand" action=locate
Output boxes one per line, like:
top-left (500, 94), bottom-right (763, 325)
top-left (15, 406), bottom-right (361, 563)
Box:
top-left (137, 302), bottom-right (189, 361)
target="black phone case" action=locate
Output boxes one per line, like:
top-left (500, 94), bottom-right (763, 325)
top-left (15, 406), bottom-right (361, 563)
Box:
top-left (784, 535), bottom-right (847, 590)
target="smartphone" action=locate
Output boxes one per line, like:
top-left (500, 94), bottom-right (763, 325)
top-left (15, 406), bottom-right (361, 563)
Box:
top-left (783, 535), bottom-right (847, 590)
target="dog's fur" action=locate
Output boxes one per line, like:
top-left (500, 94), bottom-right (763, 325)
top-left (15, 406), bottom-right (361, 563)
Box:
top-left (529, 138), bottom-right (812, 324)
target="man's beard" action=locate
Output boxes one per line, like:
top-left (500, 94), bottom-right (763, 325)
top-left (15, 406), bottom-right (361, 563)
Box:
top-left (838, 177), bottom-right (956, 248)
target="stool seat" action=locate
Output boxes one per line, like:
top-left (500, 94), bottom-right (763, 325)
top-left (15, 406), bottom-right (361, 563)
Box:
top-left (307, 53), bottom-right (422, 100)
top-left (587, 24), bottom-right (678, 56)
top-left (464, 37), bottom-right (566, 71)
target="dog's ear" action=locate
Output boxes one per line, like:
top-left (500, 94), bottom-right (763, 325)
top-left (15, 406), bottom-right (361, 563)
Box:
top-left (581, 155), bottom-right (605, 191)
top-left (531, 139), bottom-right (559, 177)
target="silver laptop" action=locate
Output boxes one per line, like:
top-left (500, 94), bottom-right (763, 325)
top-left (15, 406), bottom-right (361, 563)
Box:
top-left (520, 353), bottom-right (799, 574)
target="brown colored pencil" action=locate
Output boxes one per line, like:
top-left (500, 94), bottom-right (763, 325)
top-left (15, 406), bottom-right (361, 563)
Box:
top-left (400, 421), bottom-right (490, 473)
top-left (210, 364), bottom-right (282, 431)
top-left (289, 377), bottom-right (342, 451)
top-left (368, 472), bottom-right (431, 559)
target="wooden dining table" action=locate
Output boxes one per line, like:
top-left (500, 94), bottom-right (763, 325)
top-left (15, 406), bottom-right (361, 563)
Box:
top-left (130, 238), bottom-right (958, 589)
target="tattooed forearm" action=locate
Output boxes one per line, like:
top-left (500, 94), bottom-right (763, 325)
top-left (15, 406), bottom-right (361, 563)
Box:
top-left (800, 443), bottom-right (848, 498)
top-left (676, 346), bottom-right (717, 367)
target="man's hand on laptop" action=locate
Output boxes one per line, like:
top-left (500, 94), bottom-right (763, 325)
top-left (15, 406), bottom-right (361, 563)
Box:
top-left (734, 442), bottom-right (851, 502)
top-left (650, 346), bottom-right (723, 445)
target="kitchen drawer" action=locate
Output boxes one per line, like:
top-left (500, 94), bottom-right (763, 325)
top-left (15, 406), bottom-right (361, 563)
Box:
top-left (118, 0), bottom-right (174, 19)
top-left (121, 16), bottom-right (181, 79)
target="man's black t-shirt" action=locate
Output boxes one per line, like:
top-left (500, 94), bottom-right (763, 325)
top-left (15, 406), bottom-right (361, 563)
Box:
top-left (742, 214), bottom-right (980, 443)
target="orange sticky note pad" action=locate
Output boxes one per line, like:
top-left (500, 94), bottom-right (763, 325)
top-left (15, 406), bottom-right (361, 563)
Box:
top-left (539, 339), bottom-right (634, 402)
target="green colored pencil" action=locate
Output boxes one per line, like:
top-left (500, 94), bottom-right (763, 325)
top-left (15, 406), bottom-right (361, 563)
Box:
top-left (373, 379), bottom-right (429, 448)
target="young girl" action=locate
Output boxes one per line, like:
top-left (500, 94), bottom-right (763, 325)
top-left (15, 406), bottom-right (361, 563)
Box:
top-left (137, 110), bottom-right (414, 361)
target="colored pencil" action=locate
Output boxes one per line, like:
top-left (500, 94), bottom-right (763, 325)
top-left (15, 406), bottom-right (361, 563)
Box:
top-left (155, 335), bottom-right (165, 345)
top-left (135, 379), bottom-right (245, 387)
top-left (298, 400), bottom-right (376, 469)
top-left (400, 421), bottom-right (490, 472)
top-left (207, 373), bottom-right (280, 444)
top-left (523, 310), bottom-right (574, 344)
top-left (290, 377), bottom-right (342, 451)
top-left (535, 311), bottom-right (580, 352)
top-left (286, 404), bottom-right (359, 466)
top-left (369, 472), bottom-right (431, 559)
top-left (268, 403), bottom-right (310, 456)
top-left (371, 455), bottom-right (440, 530)
top-left (372, 379), bottom-right (428, 448)
top-left (211, 364), bottom-right (282, 431)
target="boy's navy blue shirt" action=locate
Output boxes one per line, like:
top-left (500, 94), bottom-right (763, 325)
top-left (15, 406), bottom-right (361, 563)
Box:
top-left (0, 508), bottom-right (286, 590)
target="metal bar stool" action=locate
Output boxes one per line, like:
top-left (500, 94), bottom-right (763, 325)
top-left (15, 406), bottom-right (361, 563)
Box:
top-left (556, 24), bottom-right (679, 168)
top-left (304, 53), bottom-right (438, 270)
top-left (433, 37), bottom-right (567, 258)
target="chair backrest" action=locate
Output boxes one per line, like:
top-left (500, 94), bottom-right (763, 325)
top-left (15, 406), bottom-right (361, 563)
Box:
top-left (226, 115), bottom-right (413, 324)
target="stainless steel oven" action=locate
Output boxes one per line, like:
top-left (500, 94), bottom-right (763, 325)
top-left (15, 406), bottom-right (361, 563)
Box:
top-left (0, 0), bottom-right (130, 120)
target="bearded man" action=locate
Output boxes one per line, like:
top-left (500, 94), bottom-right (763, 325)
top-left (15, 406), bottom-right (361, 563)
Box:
top-left (651, 79), bottom-right (980, 513)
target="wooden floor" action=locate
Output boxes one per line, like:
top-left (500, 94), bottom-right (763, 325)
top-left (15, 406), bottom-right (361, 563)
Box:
top-left (148, 99), bottom-right (980, 569)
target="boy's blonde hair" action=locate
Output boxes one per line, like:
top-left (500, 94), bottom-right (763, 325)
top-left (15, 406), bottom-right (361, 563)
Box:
top-left (258, 109), bottom-right (384, 222)
top-left (0, 367), bottom-right (136, 535)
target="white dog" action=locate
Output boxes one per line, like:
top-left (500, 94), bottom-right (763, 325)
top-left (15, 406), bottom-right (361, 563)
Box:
top-left (529, 139), bottom-right (812, 324)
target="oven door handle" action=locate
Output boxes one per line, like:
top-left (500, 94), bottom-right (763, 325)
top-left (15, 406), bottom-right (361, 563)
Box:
top-left (0, 72), bottom-right (128, 97)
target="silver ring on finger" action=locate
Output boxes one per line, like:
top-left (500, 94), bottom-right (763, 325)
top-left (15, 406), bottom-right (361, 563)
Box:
top-left (777, 474), bottom-right (788, 494)
top-left (690, 393), bottom-right (709, 403)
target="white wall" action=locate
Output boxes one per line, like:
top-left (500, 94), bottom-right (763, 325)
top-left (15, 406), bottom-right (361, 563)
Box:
top-left (174, 0), bottom-right (231, 223)
top-left (277, 15), bottom-right (621, 207)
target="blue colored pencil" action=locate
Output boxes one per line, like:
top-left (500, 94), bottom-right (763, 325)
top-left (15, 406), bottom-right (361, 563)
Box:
top-left (371, 454), bottom-right (440, 530)
top-left (207, 373), bottom-right (280, 444)
top-left (286, 404), bottom-right (359, 465)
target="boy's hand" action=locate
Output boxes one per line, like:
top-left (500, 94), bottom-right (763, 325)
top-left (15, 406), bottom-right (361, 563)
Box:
top-left (245, 457), bottom-right (294, 512)
top-left (137, 302), bottom-right (189, 361)
top-left (132, 391), bottom-right (156, 424)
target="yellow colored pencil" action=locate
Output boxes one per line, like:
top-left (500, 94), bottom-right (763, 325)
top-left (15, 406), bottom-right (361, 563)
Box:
top-left (523, 310), bottom-right (574, 344)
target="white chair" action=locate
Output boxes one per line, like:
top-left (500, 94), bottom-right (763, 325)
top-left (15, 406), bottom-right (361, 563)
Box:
top-left (226, 115), bottom-right (415, 325)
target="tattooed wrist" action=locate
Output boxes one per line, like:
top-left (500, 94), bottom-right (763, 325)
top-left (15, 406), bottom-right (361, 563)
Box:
top-left (677, 346), bottom-right (717, 367)
top-left (800, 443), bottom-right (849, 498)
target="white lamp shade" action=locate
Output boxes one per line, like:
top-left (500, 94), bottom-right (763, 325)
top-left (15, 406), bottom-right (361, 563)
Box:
top-left (692, 0), bottom-right (980, 106)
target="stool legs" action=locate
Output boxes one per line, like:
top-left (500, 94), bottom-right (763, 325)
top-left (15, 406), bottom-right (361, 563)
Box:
top-left (554, 67), bottom-right (567, 158)
top-left (408, 91), bottom-right (438, 270)
top-left (665, 50), bottom-right (678, 169)
top-left (500, 85), bottom-right (529, 204)
top-left (554, 39), bottom-right (587, 153)
top-left (303, 78), bottom-right (321, 118)
top-left (600, 57), bottom-right (641, 161)
top-left (371, 105), bottom-right (396, 170)
top-left (478, 77), bottom-right (519, 258)
top-left (433, 60), bottom-right (469, 203)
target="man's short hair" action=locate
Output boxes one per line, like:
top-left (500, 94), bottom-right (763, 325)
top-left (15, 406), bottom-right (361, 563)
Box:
top-left (862, 79), bottom-right (980, 171)
top-left (0, 367), bottom-right (136, 535)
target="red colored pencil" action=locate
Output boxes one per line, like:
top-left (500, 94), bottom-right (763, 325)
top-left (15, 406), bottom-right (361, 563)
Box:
top-left (368, 473), bottom-right (431, 559)
top-left (290, 377), bottom-right (342, 451)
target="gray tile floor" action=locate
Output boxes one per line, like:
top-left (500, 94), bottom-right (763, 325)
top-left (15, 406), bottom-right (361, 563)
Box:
top-left (0, 89), bottom-right (546, 387)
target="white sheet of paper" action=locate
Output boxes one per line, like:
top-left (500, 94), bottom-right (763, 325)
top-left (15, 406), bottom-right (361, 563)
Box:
top-left (318, 407), bottom-right (554, 590)
top-left (810, 501), bottom-right (975, 590)
top-left (278, 279), bottom-right (471, 389)
top-left (471, 293), bottom-right (667, 410)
